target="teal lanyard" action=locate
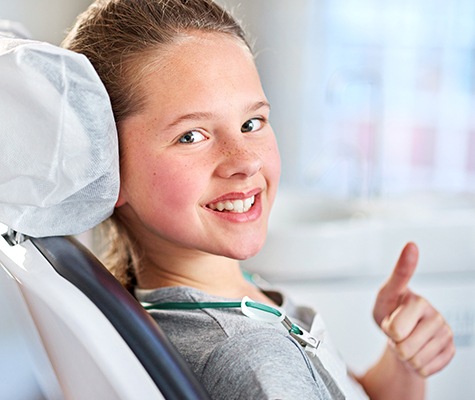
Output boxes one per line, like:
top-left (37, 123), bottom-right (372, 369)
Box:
top-left (143, 300), bottom-right (278, 315)
top-left (142, 299), bottom-right (320, 354)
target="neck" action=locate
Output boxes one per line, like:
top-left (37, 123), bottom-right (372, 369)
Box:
top-left (136, 250), bottom-right (260, 298)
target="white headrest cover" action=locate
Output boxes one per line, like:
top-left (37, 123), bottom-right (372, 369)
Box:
top-left (0, 37), bottom-right (119, 237)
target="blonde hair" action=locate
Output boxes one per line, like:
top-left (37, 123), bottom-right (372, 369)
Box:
top-left (62, 0), bottom-right (250, 289)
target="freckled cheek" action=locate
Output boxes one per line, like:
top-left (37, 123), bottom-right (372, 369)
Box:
top-left (149, 163), bottom-right (207, 209)
top-left (263, 140), bottom-right (281, 208)
top-left (266, 140), bottom-right (282, 181)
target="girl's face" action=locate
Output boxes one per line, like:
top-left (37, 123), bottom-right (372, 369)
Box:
top-left (116, 32), bottom-right (281, 262)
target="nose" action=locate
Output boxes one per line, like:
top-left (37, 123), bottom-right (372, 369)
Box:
top-left (215, 139), bottom-right (263, 179)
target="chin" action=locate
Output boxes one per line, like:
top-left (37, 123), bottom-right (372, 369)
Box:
top-left (227, 243), bottom-right (264, 261)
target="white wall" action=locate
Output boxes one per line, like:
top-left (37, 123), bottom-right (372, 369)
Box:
top-left (0, 0), bottom-right (92, 44)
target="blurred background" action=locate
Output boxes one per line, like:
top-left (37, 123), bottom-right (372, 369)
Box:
top-left (223, 0), bottom-right (475, 197)
top-left (1, 0), bottom-right (474, 399)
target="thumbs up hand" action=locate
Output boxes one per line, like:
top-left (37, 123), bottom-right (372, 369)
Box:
top-left (373, 242), bottom-right (455, 377)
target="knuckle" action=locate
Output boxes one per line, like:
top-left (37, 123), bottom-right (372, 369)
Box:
top-left (445, 325), bottom-right (455, 341)
top-left (395, 342), bottom-right (412, 361)
top-left (445, 338), bottom-right (457, 356)
top-left (418, 365), bottom-right (430, 377)
top-left (434, 312), bottom-right (445, 326)
top-left (439, 323), bottom-right (455, 344)
top-left (408, 355), bottom-right (421, 370)
top-left (395, 345), bottom-right (407, 360)
top-left (414, 295), bottom-right (428, 309)
top-left (387, 324), bottom-right (405, 342)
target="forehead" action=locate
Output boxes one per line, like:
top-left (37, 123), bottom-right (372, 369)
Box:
top-left (150, 31), bottom-right (254, 72)
top-left (136, 32), bottom-right (261, 107)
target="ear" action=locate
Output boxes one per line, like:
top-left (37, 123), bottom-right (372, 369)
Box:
top-left (115, 187), bottom-right (127, 208)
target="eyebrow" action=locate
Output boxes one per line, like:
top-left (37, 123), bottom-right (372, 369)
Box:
top-left (246, 100), bottom-right (271, 113)
top-left (165, 100), bottom-right (271, 130)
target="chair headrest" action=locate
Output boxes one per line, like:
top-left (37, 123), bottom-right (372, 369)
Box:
top-left (0, 35), bottom-right (119, 238)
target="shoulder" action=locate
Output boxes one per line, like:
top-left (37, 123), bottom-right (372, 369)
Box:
top-left (201, 329), bottom-right (333, 400)
top-left (138, 286), bottom-right (333, 398)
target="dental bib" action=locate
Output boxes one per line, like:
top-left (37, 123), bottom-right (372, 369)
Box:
top-left (0, 32), bottom-right (119, 237)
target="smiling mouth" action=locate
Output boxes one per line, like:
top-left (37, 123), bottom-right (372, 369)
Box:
top-left (207, 195), bottom-right (256, 213)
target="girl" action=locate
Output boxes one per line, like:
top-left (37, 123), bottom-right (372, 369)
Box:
top-left (62, 1), bottom-right (455, 398)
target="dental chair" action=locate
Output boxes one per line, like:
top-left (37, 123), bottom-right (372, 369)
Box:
top-left (0, 30), bottom-right (210, 400)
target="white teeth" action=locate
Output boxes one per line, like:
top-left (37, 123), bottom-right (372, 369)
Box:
top-left (244, 197), bottom-right (252, 210)
top-left (234, 200), bottom-right (244, 213)
top-left (208, 195), bottom-right (255, 213)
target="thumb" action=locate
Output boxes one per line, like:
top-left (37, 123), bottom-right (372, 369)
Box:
top-left (373, 242), bottom-right (419, 326)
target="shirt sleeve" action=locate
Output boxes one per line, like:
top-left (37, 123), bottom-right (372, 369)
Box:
top-left (199, 329), bottom-right (334, 400)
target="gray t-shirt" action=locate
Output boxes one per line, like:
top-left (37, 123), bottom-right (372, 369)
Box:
top-left (136, 286), bottom-right (348, 399)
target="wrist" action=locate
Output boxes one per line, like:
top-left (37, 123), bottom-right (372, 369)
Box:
top-left (358, 343), bottom-right (425, 400)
